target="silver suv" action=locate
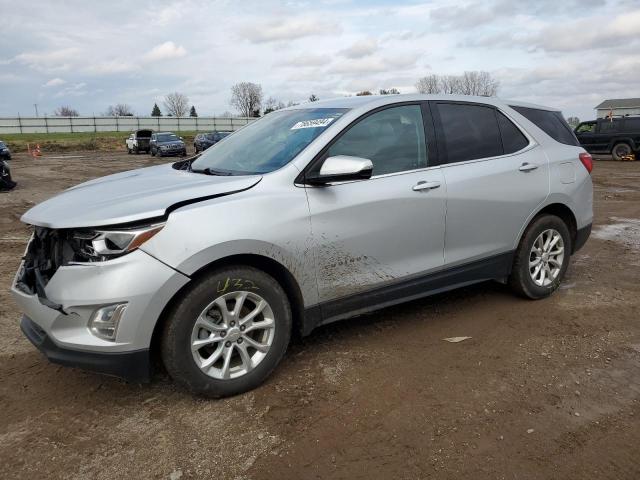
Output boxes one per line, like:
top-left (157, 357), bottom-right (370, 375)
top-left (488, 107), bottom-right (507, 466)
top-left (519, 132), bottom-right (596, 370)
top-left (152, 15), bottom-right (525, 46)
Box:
top-left (12, 95), bottom-right (593, 397)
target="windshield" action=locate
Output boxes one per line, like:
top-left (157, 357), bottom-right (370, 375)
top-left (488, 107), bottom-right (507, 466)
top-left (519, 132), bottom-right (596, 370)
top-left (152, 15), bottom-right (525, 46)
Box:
top-left (191, 108), bottom-right (348, 175)
top-left (0, 142), bottom-right (5, 148)
top-left (157, 134), bottom-right (180, 142)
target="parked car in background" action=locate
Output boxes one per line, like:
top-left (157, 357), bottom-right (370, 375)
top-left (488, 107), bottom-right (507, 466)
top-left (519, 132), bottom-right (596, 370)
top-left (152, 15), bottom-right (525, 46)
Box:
top-left (0, 140), bottom-right (11, 160)
top-left (150, 132), bottom-right (187, 157)
top-left (574, 116), bottom-right (640, 160)
top-left (194, 131), bottom-right (232, 153)
top-left (12, 94), bottom-right (592, 397)
top-left (126, 129), bottom-right (153, 154)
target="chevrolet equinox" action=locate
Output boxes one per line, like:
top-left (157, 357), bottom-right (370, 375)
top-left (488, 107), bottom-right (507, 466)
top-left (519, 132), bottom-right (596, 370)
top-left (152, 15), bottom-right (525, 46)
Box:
top-left (13, 95), bottom-right (593, 397)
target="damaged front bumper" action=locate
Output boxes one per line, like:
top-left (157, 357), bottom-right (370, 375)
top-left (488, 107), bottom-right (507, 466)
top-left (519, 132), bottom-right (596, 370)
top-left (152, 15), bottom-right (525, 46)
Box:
top-left (12, 229), bottom-right (190, 381)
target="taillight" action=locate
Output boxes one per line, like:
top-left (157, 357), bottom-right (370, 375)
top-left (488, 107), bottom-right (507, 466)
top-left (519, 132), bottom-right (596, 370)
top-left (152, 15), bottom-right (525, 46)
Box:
top-left (579, 152), bottom-right (593, 174)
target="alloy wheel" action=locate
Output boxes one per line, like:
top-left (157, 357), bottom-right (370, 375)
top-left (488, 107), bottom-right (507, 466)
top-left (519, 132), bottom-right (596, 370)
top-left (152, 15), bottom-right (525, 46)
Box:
top-left (191, 291), bottom-right (275, 380)
top-left (529, 229), bottom-right (565, 287)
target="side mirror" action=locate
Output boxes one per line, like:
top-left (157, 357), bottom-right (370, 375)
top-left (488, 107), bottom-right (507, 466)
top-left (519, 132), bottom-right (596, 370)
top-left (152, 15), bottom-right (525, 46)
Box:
top-left (306, 155), bottom-right (373, 185)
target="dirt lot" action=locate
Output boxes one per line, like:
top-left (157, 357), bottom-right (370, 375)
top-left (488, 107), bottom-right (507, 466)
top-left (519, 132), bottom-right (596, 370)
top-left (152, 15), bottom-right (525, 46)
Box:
top-left (1, 151), bottom-right (639, 479)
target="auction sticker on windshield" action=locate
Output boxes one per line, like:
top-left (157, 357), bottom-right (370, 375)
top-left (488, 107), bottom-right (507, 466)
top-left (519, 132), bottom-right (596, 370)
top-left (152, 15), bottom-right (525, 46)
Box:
top-left (291, 118), bottom-right (335, 130)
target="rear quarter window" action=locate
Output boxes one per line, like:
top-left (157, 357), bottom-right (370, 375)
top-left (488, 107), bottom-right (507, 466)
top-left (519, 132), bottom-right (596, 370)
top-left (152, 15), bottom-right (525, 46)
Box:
top-left (510, 106), bottom-right (579, 146)
top-left (496, 111), bottom-right (529, 154)
top-left (623, 118), bottom-right (640, 132)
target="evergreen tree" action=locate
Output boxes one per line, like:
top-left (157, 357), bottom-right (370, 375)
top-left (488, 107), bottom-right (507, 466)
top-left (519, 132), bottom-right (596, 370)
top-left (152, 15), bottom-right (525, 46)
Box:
top-left (151, 103), bottom-right (162, 116)
top-left (189, 105), bottom-right (198, 117)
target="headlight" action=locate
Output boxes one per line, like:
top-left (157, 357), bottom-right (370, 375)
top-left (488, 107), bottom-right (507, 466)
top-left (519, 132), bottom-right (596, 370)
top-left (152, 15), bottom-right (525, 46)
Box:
top-left (71, 223), bottom-right (164, 262)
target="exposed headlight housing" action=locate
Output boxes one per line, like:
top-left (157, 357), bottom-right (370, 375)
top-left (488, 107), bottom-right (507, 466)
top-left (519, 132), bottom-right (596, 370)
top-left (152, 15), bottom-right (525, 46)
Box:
top-left (71, 223), bottom-right (164, 262)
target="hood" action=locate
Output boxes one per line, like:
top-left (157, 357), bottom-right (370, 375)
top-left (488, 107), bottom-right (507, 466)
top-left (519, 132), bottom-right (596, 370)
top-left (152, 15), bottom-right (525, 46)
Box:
top-left (158, 140), bottom-right (184, 146)
top-left (21, 163), bottom-right (262, 229)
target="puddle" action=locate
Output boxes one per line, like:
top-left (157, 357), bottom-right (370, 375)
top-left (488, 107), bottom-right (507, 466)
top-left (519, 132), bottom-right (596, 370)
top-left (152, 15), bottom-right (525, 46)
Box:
top-left (592, 217), bottom-right (640, 248)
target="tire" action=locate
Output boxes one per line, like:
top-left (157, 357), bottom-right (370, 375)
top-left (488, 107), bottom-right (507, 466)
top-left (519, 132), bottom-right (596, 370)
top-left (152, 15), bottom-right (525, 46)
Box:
top-left (161, 266), bottom-right (292, 398)
top-left (134, 147), bottom-right (139, 155)
top-left (612, 142), bottom-right (632, 161)
top-left (194, 144), bottom-right (199, 153)
top-left (127, 147), bottom-right (132, 154)
top-left (151, 148), bottom-right (156, 157)
top-left (509, 214), bottom-right (571, 299)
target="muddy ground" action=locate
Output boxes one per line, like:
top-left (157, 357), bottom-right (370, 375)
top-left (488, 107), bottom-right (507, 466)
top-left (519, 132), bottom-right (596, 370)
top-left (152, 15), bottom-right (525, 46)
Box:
top-left (1, 151), bottom-right (639, 479)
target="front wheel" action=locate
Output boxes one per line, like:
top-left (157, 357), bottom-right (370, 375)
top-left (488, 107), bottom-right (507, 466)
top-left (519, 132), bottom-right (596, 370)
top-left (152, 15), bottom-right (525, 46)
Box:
top-left (509, 214), bottom-right (571, 299)
top-left (161, 266), bottom-right (292, 397)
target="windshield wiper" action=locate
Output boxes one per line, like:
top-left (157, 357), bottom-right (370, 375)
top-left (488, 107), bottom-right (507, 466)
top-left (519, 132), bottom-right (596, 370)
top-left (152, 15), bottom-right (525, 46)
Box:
top-left (191, 167), bottom-right (233, 176)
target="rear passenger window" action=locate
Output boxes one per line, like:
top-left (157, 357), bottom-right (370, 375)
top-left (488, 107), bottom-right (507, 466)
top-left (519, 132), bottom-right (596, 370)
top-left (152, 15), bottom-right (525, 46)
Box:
top-left (497, 111), bottom-right (529, 154)
top-left (599, 121), bottom-right (620, 133)
top-left (511, 106), bottom-right (579, 146)
top-left (436, 103), bottom-right (503, 163)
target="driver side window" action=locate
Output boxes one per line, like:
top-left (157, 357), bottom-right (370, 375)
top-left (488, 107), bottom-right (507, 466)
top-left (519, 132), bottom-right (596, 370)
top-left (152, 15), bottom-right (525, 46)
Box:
top-left (327, 105), bottom-right (427, 176)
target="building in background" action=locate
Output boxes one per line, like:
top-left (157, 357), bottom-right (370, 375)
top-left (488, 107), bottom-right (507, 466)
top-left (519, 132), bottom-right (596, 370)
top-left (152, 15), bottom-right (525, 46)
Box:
top-left (595, 98), bottom-right (640, 118)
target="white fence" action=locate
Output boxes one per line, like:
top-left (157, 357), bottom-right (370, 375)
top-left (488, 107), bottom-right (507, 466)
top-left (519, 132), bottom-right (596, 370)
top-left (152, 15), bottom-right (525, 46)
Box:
top-left (0, 116), bottom-right (255, 134)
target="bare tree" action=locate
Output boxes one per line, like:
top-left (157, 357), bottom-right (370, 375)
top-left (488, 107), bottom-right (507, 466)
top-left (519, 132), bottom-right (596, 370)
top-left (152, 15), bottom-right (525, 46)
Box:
top-left (308, 94), bottom-right (319, 102)
top-left (356, 90), bottom-right (373, 96)
top-left (53, 105), bottom-right (79, 116)
top-left (230, 82), bottom-right (263, 117)
top-left (163, 92), bottom-right (190, 117)
top-left (415, 71), bottom-right (499, 96)
top-left (415, 74), bottom-right (440, 94)
top-left (105, 103), bottom-right (134, 116)
top-left (380, 88), bottom-right (400, 95)
top-left (459, 71), bottom-right (499, 96)
top-left (264, 97), bottom-right (285, 114)
top-left (439, 75), bottom-right (462, 94)
top-left (566, 116), bottom-right (580, 127)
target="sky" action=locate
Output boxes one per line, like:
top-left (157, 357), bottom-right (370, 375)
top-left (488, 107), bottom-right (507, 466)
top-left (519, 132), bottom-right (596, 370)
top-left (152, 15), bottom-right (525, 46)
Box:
top-left (0, 0), bottom-right (638, 120)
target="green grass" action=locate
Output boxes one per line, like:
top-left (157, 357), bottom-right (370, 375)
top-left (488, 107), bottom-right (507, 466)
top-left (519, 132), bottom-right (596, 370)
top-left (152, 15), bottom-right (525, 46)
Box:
top-left (2, 131), bottom-right (199, 153)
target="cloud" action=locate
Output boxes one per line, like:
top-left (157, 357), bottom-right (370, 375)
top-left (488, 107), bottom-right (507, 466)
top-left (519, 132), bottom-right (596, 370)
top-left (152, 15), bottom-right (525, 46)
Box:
top-left (53, 82), bottom-right (88, 98)
top-left (143, 41), bottom-right (187, 62)
top-left (240, 17), bottom-right (341, 43)
top-left (43, 77), bottom-right (66, 87)
top-left (328, 53), bottom-right (420, 76)
top-left (14, 47), bottom-right (81, 72)
top-left (86, 59), bottom-right (138, 74)
top-left (528, 10), bottom-right (640, 52)
top-left (151, 4), bottom-right (184, 27)
top-left (339, 38), bottom-right (378, 59)
top-left (277, 54), bottom-right (331, 67)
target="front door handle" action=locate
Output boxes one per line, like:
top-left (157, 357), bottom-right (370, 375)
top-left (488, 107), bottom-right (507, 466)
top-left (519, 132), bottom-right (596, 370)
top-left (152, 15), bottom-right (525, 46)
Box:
top-left (412, 180), bottom-right (441, 191)
top-left (519, 162), bottom-right (538, 172)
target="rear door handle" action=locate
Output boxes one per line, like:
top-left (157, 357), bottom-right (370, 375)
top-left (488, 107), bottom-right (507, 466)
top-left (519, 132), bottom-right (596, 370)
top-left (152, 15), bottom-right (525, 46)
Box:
top-left (412, 180), bottom-right (441, 191)
top-left (519, 162), bottom-right (538, 172)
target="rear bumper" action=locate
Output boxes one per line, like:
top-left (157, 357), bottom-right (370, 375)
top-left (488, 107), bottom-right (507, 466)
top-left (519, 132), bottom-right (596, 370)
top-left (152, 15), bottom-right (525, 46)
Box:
top-left (574, 222), bottom-right (591, 253)
top-left (21, 315), bottom-right (151, 382)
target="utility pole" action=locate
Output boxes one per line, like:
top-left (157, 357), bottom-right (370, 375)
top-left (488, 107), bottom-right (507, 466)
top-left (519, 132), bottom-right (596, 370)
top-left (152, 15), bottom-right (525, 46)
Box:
top-left (34, 104), bottom-right (39, 117)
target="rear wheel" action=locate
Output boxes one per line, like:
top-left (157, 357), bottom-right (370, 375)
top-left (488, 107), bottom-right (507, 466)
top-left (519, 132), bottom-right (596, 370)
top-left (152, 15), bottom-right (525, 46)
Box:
top-left (612, 142), bottom-right (632, 161)
top-left (127, 147), bottom-right (132, 154)
top-left (161, 266), bottom-right (292, 397)
top-left (509, 214), bottom-right (571, 299)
